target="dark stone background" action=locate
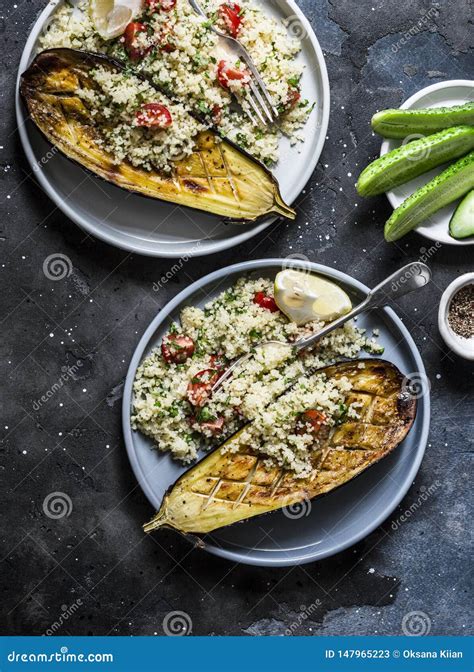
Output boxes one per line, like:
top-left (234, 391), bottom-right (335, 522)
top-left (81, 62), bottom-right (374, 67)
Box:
top-left (1, 0), bottom-right (472, 637)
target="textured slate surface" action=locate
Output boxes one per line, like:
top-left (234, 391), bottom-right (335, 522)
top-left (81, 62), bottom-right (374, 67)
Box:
top-left (1, 0), bottom-right (472, 637)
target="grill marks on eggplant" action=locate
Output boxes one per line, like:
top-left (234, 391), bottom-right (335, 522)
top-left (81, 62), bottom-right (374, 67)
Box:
top-left (20, 48), bottom-right (296, 222)
top-left (144, 359), bottom-right (417, 535)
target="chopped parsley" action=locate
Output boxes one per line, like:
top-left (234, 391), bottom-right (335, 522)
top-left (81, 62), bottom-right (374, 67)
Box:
top-left (196, 406), bottom-right (216, 423)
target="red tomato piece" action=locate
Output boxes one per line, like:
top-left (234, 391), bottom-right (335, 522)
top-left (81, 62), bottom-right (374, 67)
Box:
top-left (146, 0), bottom-right (176, 10)
top-left (209, 353), bottom-right (226, 370)
top-left (124, 22), bottom-right (150, 61)
top-left (286, 87), bottom-right (301, 109)
top-left (253, 291), bottom-right (279, 313)
top-left (295, 409), bottom-right (327, 435)
top-left (199, 416), bottom-right (225, 435)
top-left (156, 22), bottom-right (176, 52)
top-left (187, 369), bottom-right (220, 407)
top-left (161, 333), bottom-right (195, 364)
top-left (218, 2), bottom-right (242, 37)
top-left (211, 104), bottom-right (223, 125)
top-left (217, 60), bottom-right (250, 90)
top-left (135, 103), bottom-right (173, 128)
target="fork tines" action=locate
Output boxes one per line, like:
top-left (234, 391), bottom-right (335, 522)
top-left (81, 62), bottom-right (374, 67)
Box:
top-left (239, 50), bottom-right (279, 126)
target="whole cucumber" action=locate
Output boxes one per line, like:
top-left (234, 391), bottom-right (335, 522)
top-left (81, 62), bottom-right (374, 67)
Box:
top-left (357, 126), bottom-right (474, 197)
top-left (384, 151), bottom-right (474, 241)
top-left (372, 103), bottom-right (474, 138)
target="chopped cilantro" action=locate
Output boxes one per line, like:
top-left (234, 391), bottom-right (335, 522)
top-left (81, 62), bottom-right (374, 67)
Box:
top-left (235, 132), bottom-right (248, 147)
top-left (196, 406), bottom-right (216, 422)
top-left (198, 100), bottom-right (211, 115)
top-left (335, 403), bottom-right (348, 425)
top-left (287, 75), bottom-right (301, 88)
top-left (249, 328), bottom-right (262, 341)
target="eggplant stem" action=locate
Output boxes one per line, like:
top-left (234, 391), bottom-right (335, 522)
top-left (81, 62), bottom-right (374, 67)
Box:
top-left (143, 499), bottom-right (170, 533)
top-left (273, 194), bottom-right (296, 220)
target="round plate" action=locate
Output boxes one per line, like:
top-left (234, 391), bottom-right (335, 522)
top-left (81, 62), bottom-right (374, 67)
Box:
top-left (381, 80), bottom-right (474, 246)
top-left (122, 259), bottom-right (430, 566)
top-left (16, 1), bottom-right (329, 258)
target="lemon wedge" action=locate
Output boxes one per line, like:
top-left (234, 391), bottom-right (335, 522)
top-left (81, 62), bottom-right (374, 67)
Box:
top-left (90, 0), bottom-right (143, 40)
top-left (274, 269), bottom-right (352, 325)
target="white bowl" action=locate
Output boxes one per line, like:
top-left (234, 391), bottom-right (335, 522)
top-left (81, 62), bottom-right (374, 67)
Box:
top-left (380, 79), bottom-right (474, 247)
top-left (438, 273), bottom-right (474, 360)
top-left (16, 0), bottom-right (330, 258)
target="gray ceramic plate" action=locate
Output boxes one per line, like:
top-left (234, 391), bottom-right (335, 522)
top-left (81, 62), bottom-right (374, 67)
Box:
top-left (16, 0), bottom-right (329, 258)
top-left (122, 260), bottom-right (430, 566)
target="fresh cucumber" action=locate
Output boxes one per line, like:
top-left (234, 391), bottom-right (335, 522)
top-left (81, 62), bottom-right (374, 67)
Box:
top-left (384, 151), bottom-right (474, 241)
top-left (449, 190), bottom-right (474, 239)
top-left (372, 103), bottom-right (474, 138)
top-left (357, 126), bottom-right (474, 197)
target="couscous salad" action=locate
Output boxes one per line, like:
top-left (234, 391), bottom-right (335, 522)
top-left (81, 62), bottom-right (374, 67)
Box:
top-left (40, 0), bottom-right (313, 167)
top-left (132, 275), bottom-right (384, 475)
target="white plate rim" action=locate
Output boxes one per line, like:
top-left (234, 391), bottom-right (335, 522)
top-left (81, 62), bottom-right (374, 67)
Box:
top-left (122, 259), bottom-right (430, 566)
top-left (380, 79), bottom-right (474, 247)
top-left (15, 0), bottom-right (330, 258)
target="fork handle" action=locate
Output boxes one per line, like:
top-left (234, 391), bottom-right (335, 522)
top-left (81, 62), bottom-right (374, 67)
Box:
top-left (188, 0), bottom-right (208, 19)
top-left (295, 297), bottom-right (370, 351)
top-left (295, 262), bottom-right (431, 351)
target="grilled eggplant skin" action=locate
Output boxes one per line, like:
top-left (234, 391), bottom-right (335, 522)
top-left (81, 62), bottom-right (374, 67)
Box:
top-left (144, 359), bottom-right (417, 536)
top-left (20, 48), bottom-right (295, 223)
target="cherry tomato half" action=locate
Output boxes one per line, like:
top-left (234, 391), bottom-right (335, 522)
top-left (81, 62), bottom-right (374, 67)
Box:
top-left (161, 333), bottom-right (195, 364)
top-left (200, 416), bottom-right (224, 435)
top-left (187, 369), bottom-right (220, 407)
top-left (217, 59), bottom-right (250, 90)
top-left (135, 103), bottom-right (173, 128)
top-left (295, 409), bottom-right (327, 435)
top-left (156, 22), bottom-right (176, 52)
top-left (191, 414), bottom-right (224, 435)
top-left (218, 2), bottom-right (242, 37)
top-left (209, 353), bottom-right (226, 370)
top-left (211, 104), bottom-right (223, 125)
top-left (124, 22), bottom-right (150, 61)
top-left (253, 291), bottom-right (279, 313)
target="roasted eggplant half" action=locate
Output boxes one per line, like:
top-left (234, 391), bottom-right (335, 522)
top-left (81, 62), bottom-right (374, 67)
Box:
top-left (144, 359), bottom-right (417, 535)
top-left (20, 48), bottom-right (295, 222)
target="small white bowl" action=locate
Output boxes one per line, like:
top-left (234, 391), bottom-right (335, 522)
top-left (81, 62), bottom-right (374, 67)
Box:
top-left (438, 273), bottom-right (474, 360)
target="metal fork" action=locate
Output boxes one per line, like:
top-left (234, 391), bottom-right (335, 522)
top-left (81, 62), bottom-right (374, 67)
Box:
top-left (212, 262), bottom-right (432, 393)
top-left (188, 0), bottom-right (278, 126)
